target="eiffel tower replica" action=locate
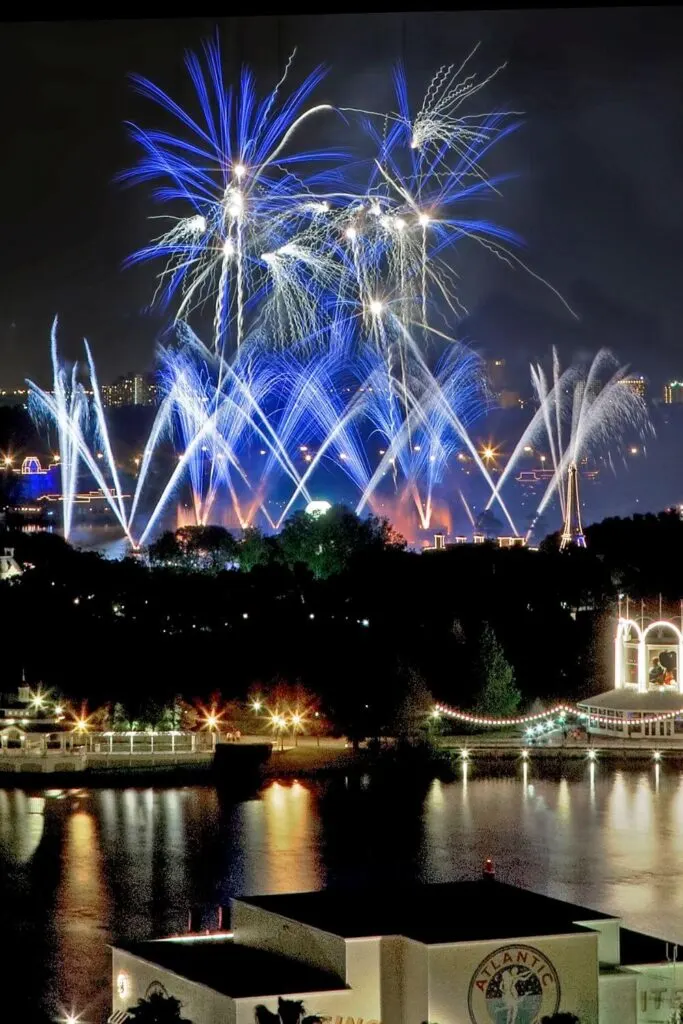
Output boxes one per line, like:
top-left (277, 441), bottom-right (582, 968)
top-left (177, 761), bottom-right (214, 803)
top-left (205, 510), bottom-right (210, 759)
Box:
top-left (559, 461), bottom-right (586, 551)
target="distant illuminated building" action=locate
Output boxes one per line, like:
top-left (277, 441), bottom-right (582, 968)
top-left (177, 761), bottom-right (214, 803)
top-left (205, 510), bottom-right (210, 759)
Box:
top-left (485, 358), bottom-right (506, 393)
top-left (102, 373), bottom-right (157, 408)
top-left (664, 381), bottom-right (683, 404)
top-left (20, 456), bottom-right (44, 475)
top-left (618, 376), bottom-right (646, 400)
top-left (498, 389), bottom-right (521, 410)
top-left (0, 388), bottom-right (29, 408)
top-left (580, 600), bottom-right (683, 739)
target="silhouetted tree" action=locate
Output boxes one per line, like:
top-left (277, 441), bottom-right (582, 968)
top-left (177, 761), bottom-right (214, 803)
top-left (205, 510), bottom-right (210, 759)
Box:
top-left (238, 526), bottom-right (275, 572)
top-left (472, 622), bottom-right (521, 716)
top-left (127, 991), bottom-right (191, 1023)
top-left (176, 525), bottom-right (237, 573)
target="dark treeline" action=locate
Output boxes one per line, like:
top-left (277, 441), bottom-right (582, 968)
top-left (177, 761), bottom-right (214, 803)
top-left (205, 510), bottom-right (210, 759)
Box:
top-left (1, 506), bottom-right (681, 732)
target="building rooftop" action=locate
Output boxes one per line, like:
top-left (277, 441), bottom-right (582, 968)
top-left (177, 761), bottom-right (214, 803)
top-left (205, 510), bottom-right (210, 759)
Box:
top-left (113, 936), bottom-right (347, 999)
top-left (237, 880), bottom-right (614, 945)
top-left (578, 688), bottom-right (683, 711)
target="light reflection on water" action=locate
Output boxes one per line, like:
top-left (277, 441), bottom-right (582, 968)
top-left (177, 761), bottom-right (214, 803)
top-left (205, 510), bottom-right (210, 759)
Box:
top-left (2, 765), bottom-right (683, 1021)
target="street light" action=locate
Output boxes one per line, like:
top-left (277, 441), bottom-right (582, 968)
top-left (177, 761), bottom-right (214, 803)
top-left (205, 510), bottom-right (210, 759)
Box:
top-left (290, 711), bottom-right (304, 747)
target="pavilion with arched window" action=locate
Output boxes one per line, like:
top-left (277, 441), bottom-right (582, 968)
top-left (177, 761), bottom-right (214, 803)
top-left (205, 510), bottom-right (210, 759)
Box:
top-left (578, 604), bottom-right (683, 739)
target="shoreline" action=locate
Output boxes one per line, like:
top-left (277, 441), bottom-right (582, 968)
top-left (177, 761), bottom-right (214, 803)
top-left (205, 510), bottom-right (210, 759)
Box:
top-left (1, 736), bottom-right (682, 786)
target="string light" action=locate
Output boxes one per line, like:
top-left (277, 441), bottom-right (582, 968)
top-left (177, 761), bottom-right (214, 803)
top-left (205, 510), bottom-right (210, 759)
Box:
top-left (434, 701), bottom-right (683, 729)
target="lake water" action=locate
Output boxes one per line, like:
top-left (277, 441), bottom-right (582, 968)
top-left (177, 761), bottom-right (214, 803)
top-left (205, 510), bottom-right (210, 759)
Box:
top-left (3, 762), bottom-right (683, 1022)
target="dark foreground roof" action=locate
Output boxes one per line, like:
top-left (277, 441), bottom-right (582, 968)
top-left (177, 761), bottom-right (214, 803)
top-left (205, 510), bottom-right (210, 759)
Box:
top-left (114, 937), bottom-right (347, 999)
top-left (619, 928), bottom-right (668, 966)
top-left (237, 880), bottom-right (614, 945)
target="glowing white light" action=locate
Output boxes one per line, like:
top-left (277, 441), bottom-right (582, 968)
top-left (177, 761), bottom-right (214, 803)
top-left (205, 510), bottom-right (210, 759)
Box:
top-left (188, 214), bottom-right (206, 234)
top-left (418, 213), bottom-right (430, 227)
top-left (369, 300), bottom-right (383, 316)
top-left (234, 163), bottom-right (246, 179)
top-left (395, 217), bottom-right (406, 231)
top-left (345, 227), bottom-right (357, 240)
top-left (653, 750), bottom-right (662, 762)
top-left (305, 500), bottom-right (331, 517)
top-left (228, 192), bottom-right (243, 217)
top-left (223, 239), bottom-right (235, 257)
top-left (370, 202), bottom-right (382, 217)
top-left (261, 252), bottom-right (276, 264)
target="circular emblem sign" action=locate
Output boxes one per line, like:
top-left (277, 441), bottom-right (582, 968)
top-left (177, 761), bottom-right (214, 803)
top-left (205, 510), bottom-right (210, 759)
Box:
top-left (468, 944), bottom-right (560, 1024)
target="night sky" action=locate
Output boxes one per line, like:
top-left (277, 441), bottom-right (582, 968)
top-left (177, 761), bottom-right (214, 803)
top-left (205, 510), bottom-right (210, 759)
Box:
top-left (1, 11), bottom-right (682, 390)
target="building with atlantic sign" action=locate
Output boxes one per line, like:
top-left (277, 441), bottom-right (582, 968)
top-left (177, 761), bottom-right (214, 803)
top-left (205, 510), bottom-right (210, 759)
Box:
top-left (110, 875), bottom-right (678, 1024)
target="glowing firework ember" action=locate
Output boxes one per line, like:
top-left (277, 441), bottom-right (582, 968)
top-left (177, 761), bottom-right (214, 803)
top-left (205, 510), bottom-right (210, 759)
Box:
top-left (29, 37), bottom-right (589, 548)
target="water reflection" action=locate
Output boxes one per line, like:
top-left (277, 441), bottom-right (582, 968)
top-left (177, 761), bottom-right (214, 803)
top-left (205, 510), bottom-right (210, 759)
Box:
top-left (0, 789), bottom-right (45, 862)
top-left (55, 804), bottom-right (110, 1021)
top-left (2, 767), bottom-right (683, 1022)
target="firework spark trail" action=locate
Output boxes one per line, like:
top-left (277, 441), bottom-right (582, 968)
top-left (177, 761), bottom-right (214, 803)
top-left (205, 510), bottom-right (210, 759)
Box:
top-left (484, 354), bottom-right (581, 515)
top-left (122, 36), bottom-right (346, 358)
top-left (84, 341), bottom-right (129, 528)
top-left (34, 42), bottom-right (585, 546)
top-left (532, 362), bottom-right (565, 518)
top-left (28, 325), bottom-right (133, 541)
top-left (531, 350), bottom-right (653, 523)
top-left (459, 489), bottom-right (476, 529)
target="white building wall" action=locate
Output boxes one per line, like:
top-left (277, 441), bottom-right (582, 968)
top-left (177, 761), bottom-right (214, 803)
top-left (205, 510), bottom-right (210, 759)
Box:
top-left (427, 932), bottom-right (600, 1024)
top-left (378, 936), bottom-right (403, 1024)
top-left (111, 948), bottom-right (236, 1024)
top-left (234, 937), bottom-right (383, 1024)
top-left (400, 937), bottom-right (429, 1024)
top-left (232, 901), bottom-right (346, 979)
top-left (576, 918), bottom-right (622, 965)
top-left (600, 973), bottom-right (638, 1024)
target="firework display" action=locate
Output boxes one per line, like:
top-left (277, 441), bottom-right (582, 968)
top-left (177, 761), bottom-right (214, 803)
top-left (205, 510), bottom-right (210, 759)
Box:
top-left (27, 37), bottom-right (646, 548)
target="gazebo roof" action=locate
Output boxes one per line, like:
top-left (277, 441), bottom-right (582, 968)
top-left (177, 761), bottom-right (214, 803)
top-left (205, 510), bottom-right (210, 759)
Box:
top-left (578, 688), bottom-right (683, 711)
